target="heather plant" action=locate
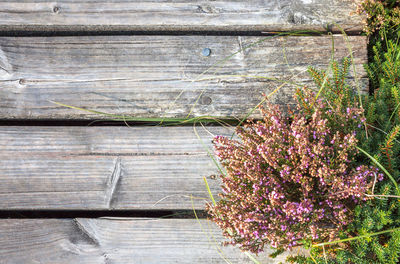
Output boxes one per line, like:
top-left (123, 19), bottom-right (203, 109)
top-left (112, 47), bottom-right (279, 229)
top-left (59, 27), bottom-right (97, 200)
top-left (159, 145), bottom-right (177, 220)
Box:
top-left (354, 0), bottom-right (400, 37)
top-left (205, 3), bottom-right (400, 262)
top-left (304, 37), bottom-right (400, 264)
top-left (206, 87), bottom-right (382, 254)
top-left (288, 18), bottom-right (400, 264)
top-left (305, 57), bottom-right (365, 134)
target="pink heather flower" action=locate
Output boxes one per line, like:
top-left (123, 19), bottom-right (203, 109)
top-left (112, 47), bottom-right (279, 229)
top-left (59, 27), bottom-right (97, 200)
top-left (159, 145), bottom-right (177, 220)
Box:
top-left (207, 88), bottom-right (381, 254)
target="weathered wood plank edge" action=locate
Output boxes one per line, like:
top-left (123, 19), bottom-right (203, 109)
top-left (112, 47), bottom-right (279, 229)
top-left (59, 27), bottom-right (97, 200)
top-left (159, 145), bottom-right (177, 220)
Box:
top-left (0, 126), bottom-right (228, 210)
top-left (0, 218), bottom-right (304, 264)
top-left (0, 0), bottom-right (364, 34)
top-left (0, 35), bottom-right (368, 120)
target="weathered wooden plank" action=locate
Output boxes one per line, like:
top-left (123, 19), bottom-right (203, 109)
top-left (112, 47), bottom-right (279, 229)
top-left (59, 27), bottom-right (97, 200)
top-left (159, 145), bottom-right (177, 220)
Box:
top-left (0, 218), bottom-right (303, 263)
top-left (0, 35), bottom-right (367, 120)
top-left (0, 0), bottom-right (363, 33)
top-left (0, 126), bottom-right (233, 210)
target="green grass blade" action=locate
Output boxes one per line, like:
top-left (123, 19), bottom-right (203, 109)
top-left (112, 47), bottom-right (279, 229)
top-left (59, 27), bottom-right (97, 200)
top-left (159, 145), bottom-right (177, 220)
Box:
top-left (191, 196), bottom-right (233, 264)
top-left (186, 30), bottom-right (322, 122)
top-left (50, 100), bottom-right (134, 119)
top-left (333, 23), bottom-right (363, 107)
top-left (230, 80), bottom-right (291, 139)
top-left (313, 227), bottom-right (400, 247)
top-left (310, 33), bottom-right (335, 107)
top-left (356, 146), bottom-right (400, 194)
top-left (387, 101), bottom-right (400, 129)
top-left (51, 100), bottom-right (234, 124)
top-left (192, 124), bottom-right (226, 177)
top-left (244, 252), bottom-right (262, 264)
top-left (203, 177), bottom-right (216, 206)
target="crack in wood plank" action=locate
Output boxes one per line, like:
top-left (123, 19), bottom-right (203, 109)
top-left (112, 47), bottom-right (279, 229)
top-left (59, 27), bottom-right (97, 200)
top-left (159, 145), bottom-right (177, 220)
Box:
top-left (105, 157), bottom-right (122, 208)
top-left (72, 219), bottom-right (100, 246)
top-left (0, 43), bottom-right (11, 77)
top-left (237, 36), bottom-right (244, 55)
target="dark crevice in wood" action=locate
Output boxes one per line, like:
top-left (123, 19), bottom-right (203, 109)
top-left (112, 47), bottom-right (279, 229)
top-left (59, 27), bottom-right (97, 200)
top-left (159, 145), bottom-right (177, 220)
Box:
top-left (0, 119), bottom-right (239, 127)
top-left (0, 210), bottom-right (208, 219)
top-left (0, 30), bottom-right (361, 37)
top-left (71, 152), bottom-right (207, 156)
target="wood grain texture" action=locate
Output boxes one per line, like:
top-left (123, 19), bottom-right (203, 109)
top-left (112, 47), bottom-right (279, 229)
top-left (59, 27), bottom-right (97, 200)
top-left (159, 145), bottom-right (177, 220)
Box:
top-left (0, 218), bottom-right (305, 264)
top-left (0, 126), bottom-right (233, 210)
top-left (0, 35), bottom-right (367, 120)
top-left (0, 0), bottom-right (363, 33)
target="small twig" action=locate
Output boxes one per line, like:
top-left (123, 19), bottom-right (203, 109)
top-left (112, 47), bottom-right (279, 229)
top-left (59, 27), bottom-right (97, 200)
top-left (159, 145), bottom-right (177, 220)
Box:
top-left (322, 245), bottom-right (328, 264)
top-left (365, 194), bottom-right (400, 199)
top-left (371, 172), bottom-right (377, 195)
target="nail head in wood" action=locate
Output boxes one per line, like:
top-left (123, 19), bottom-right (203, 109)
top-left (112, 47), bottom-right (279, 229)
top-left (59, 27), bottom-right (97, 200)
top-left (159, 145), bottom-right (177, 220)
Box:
top-left (200, 96), bottom-right (212, 105)
top-left (202, 48), bottom-right (211, 57)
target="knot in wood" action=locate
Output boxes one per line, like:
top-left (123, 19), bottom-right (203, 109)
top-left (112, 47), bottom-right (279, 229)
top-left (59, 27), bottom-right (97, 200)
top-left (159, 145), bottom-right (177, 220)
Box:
top-left (53, 6), bottom-right (60, 13)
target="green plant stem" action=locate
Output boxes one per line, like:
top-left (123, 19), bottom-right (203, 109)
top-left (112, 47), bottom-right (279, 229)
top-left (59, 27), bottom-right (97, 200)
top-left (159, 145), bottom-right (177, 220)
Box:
top-left (203, 177), bottom-right (216, 206)
top-left (313, 227), bottom-right (400, 247)
top-left (356, 146), bottom-right (400, 194)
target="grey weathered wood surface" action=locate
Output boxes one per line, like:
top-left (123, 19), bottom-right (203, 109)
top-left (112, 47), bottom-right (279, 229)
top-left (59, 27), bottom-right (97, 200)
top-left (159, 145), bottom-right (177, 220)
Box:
top-left (0, 0), bottom-right (363, 33)
top-left (0, 126), bottom-right (232, 210)
top-left (0, 2), bottom-right (365, 263)
top-left (0, 218), bottom-right (304, 264)
top-left (0, 35), bottom-right (367, 120)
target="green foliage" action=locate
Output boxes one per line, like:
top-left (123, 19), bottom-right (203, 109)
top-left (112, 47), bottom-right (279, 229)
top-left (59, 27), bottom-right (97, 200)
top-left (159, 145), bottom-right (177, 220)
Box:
top-left (305, 57), bottom-right (363, 135)
top-left (291, 191), bottom-right (400, 263)
top-left (290, 17), bottom-right (400, 263)
top-left (365, 39), bottom-right (400, 92)
top-left (355, 0), bottom-right (400, 38)
top-left (380, 125), bottom-right (400, 173)
top-left (308, 57), bottom-right (355, 108)
top-left (340, 184), bottom-right (400, 264)
top-left (359, 36), bottom-right (400, 178)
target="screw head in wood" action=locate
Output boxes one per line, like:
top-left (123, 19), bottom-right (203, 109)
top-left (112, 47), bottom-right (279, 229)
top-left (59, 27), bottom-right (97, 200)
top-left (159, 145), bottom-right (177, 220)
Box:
top-left (200, 96), bottom-right (212, 105)
top-left (202, 48), bottom-right (211, 57)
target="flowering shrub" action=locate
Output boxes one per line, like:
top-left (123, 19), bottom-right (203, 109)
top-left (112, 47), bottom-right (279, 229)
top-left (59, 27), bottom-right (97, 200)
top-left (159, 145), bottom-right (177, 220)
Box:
top-left (207, 89), bottom-right (382, 254)
top-left (354, 0), bottom-right (400, 36)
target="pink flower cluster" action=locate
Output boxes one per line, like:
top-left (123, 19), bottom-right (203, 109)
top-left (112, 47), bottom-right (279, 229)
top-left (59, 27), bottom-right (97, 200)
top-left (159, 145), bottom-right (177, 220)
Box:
top-left (207, 91), bottom-right (382, 253)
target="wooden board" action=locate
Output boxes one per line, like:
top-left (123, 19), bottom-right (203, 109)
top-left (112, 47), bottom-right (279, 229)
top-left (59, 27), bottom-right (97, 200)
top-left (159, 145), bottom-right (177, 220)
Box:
top-left (0, 35), bottom-right (367, 120)
top-left (0, 0), bottom-right (363, 33)
top-left (0, 126), bottom-right (234, 210)
top-left (0, 218), bottom-right (305, 263)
